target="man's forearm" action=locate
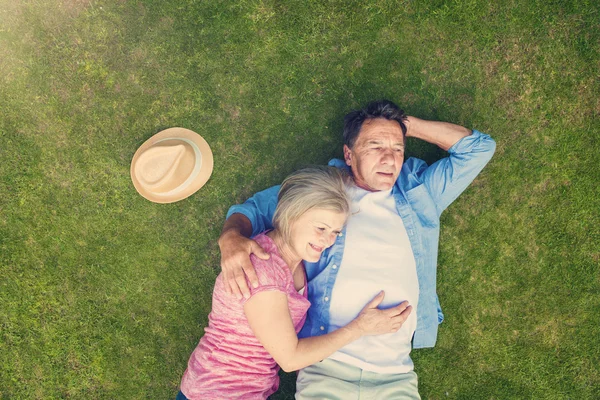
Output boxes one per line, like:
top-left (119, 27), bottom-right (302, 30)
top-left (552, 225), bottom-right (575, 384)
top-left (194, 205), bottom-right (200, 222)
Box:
top-left (219, 213), bottom-right (253, 241)
top-left (405, 116), bottom-right (471, 151)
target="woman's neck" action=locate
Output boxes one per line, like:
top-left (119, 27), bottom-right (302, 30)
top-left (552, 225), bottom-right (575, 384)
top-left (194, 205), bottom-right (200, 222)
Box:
top-left (267, 230), bottom-right (302, 273)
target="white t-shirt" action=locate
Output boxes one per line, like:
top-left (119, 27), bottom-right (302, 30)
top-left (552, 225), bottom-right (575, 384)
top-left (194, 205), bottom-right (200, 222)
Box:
top-left (328, 186), bottom-right (419, 374)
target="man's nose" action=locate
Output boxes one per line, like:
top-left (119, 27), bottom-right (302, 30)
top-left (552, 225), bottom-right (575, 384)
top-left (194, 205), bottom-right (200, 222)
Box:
top-left (380, 149), bottom-right (395, 165)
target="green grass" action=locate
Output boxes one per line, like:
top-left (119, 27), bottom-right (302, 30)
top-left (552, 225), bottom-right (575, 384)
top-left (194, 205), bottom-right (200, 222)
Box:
top-left (1, 0), bottom-right (598, 398)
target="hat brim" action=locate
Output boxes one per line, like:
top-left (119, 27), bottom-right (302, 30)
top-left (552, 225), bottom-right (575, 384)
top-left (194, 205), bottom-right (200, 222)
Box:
top-left (130, 127), bottom-right (214, 203)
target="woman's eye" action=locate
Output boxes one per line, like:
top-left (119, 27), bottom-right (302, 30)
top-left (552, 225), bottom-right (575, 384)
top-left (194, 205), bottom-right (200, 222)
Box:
top-left (317, 227), bottom-right (325, 231)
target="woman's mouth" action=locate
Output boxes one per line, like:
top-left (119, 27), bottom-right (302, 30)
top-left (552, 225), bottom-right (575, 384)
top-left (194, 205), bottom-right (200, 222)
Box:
top-left (309, 243), bottom-right (324, 253)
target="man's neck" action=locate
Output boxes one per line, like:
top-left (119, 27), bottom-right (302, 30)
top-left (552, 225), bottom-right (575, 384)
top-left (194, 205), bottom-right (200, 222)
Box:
top-left (348, 178), bottom-right (392, 195)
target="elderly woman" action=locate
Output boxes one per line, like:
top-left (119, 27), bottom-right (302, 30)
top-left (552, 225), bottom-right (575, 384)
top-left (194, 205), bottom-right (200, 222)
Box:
top-left (178, 167), bottom-right (409, 399)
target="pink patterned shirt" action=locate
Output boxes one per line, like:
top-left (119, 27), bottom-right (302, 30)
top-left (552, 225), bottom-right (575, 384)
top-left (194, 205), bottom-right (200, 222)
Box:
top-left (180, 233), bottom-right (310, 399)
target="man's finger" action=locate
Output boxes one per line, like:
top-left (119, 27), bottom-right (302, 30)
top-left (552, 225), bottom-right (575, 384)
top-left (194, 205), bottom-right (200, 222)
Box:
top-left (228, 274), bottom-right (243, 300)
top-left (234, 271), bottom-right (251, 299)
top-left (242, 261), bottom-right (260, 289)
top-left (234, 258), bottom-right (254, 294)
top-left (222, 269), bottom-right (232, 295)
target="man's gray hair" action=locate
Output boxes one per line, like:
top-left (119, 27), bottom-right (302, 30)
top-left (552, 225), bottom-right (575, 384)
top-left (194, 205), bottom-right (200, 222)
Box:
top-left (273, 166), bottom-right (350, 242)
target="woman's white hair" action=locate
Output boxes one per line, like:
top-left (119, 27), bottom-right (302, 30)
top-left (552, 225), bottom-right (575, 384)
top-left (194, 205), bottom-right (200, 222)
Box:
top-left (273, 166), bottom-right (350, 242)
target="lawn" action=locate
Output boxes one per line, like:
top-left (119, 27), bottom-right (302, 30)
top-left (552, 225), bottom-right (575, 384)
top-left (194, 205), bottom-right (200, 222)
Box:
top-left (1, 0), bottom-right (598, 398)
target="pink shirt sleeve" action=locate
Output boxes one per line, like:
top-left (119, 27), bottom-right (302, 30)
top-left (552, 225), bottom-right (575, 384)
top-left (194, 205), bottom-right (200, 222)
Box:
top-left (241, 251), bottom-right (291, 305)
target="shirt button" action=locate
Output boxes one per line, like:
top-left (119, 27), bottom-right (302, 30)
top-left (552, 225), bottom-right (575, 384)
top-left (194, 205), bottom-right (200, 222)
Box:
top-left (324, 297), bottom-right (329, 302)
top-left (338, 232), bottom-right (343, 237)
top-left (320, 326), bottom-right (325, 331)
top-left (332, 264), bottom-right (337, 269)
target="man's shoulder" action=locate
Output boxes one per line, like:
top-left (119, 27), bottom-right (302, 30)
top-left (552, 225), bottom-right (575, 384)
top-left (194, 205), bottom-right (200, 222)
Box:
top-left (402, 157), bottom-right (428, 173)
top-left (396, 157), bottom-right (428, 190)
top-left (327, 158), bottom-right (350, 171)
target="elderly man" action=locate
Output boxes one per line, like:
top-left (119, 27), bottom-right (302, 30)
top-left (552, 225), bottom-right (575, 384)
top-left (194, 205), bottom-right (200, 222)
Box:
top-left (218, 100), bottom-right (495, 398)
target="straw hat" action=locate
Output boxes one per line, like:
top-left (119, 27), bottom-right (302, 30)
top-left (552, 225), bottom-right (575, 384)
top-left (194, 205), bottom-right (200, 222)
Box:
top-left (130, 127), bottom-right (213, 203)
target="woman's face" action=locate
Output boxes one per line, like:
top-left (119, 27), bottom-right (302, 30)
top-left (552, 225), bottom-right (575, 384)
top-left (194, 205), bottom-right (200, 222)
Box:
top-left (288, 208), bottom-right (347, 263)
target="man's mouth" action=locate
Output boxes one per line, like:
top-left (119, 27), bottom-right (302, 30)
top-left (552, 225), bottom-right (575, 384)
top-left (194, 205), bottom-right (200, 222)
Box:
top-left (309, 243), bottom-right (324, 253)
top-left (377, 172), bottom-right (394, 177)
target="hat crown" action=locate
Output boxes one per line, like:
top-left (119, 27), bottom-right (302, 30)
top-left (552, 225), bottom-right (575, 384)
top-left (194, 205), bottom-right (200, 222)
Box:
top-left (134, 139), bottom-right (201, 194)
top-left (130, 127), bottom-right (213, 203)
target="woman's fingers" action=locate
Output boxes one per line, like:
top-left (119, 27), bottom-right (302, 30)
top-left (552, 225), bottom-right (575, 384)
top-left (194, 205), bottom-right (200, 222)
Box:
top-left (385, 301), bottom-right (411, 317)
top-left (362, 291), bottom-right (386, 311)
top-left (357, 297), bottom-right (414, 335)
top-left (389, 306), bottom-right (412, 325)
top-left (379, 302), bottom-right (412, 333)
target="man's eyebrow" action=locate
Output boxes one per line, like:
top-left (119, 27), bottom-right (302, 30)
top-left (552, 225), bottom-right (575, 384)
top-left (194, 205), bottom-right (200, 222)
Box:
top-left (366, 140), bottom-right (404, 147)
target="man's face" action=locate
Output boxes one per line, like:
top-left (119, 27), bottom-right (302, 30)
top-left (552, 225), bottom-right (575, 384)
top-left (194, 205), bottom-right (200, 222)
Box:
top-left (343, 118), bottom-right (405, 192)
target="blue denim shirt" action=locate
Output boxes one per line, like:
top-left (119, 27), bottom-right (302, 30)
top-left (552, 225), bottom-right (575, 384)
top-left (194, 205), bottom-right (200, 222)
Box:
top-left (227, 130), bottom-right (495, 349)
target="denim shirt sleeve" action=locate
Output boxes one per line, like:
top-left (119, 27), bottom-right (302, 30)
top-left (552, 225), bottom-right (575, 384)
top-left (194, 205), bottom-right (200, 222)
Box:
top-left (225, 185), bottom-right (281, 237)
top-left (419, 130), bottom-right (496, 216)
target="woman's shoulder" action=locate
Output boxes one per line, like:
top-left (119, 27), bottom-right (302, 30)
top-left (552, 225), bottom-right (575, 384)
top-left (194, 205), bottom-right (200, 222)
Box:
top-left (251, 232), bottom-right (282, 266)
top-left (251, 232), bottom-right (275, 251)
top-left (249, 232), bottom-right (291, 290)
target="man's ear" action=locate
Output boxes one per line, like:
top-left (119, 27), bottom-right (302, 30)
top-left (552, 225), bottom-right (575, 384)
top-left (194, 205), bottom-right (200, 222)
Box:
top-left (343, 144), bottom-right (352, 166)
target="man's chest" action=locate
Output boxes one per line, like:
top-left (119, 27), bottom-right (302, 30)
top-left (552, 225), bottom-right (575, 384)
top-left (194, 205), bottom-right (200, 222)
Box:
top-left (333, 199), bottom-right (419, 306)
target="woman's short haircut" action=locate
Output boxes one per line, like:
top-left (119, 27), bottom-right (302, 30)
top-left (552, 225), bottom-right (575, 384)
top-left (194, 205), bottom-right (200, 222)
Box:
top-left (273, 166), bottom-right (350, 242)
